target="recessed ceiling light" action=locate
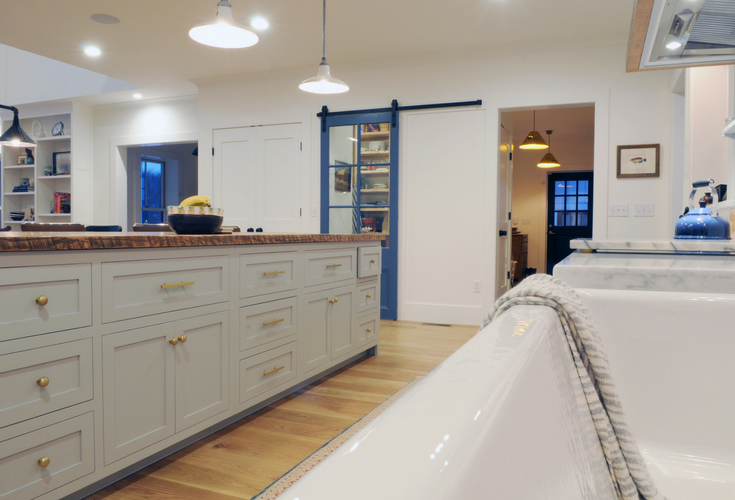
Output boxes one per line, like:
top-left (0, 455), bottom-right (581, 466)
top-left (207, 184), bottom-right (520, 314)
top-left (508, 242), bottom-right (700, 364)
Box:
top-left (251, 17), bottom-right (269, 30)
top-left (84, 46), bottom-right (102, 56)
top-left (91, 14), bottom-right (120, 24)
top-left (133, 93), bottom-right (143, 99)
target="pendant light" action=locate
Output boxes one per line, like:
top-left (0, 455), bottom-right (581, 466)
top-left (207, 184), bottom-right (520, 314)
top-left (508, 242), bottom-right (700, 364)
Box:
top-left (189, 1), bottom-right (258, 49)
top-left (299, 0), bottom-right (349, 94)
top-left (519, 110), bottom-right (548, 150)
top-left (0, 105), bottom-right (36, 147)
top-left (537, 130), bottom-right (561, 168)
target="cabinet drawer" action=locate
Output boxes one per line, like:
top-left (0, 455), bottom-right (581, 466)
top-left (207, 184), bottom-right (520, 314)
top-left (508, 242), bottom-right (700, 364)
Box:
top-left (356, 280), bottom-right (379, 315)
top-left (0, 412), bottom-right (95, 500)
top-left (0, 264), bottom-right (92, 342)
top-left (356, 313), bottom-right (379, 347)
top-left (240, 297), bottom-right (298, 351)
top-left (239, 341), bottom-right (297, 403)
top-left (240, 252), bottom-right (298, 299)
top-left (304, 249), bottom-right (356, 287)
top-left (0, 339), bottom-right (93, 429)
top-left (101, 255), bottom-right (229, 323)
top-left (358, 246), bottom-right (381, 278)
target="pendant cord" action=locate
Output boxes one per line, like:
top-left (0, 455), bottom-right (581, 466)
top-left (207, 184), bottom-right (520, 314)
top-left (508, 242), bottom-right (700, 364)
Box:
top-left (322, 0), bottom-right (327, 62)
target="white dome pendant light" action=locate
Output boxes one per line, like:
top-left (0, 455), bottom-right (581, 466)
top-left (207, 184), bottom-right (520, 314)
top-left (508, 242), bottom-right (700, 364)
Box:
top-left (189, 1), bottom-right (258, 49)
top-left (300, 0), bottom-right (349, 94)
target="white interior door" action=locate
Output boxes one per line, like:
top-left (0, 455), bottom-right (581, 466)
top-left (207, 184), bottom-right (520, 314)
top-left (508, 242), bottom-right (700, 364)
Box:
top-left (258, 123), bottom-right (302, 232)
top-left (214, 123), bottom-right (303, 232)
top-left (213, 127), bottom-right (257, 229)
top-left (495, 126), bottom-right (513, 299)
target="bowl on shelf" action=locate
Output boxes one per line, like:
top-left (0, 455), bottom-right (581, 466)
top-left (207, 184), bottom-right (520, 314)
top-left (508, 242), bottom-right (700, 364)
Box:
top-left (168, 214), bottom-right (224, 234)
top-left (10, 214), bottom-right (24, 221)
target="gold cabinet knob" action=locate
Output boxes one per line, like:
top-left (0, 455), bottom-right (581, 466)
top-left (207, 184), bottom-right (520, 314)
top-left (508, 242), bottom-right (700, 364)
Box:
top-left (329, 297), bottom-right (339, 304)
top-left (38, 457), bottom-right (50, 468)
top-left (370, 259), bottom-right (376, 264)
top-left (366, 293), bottom-right (372, 299)
top-left (169, 337), bottom-right (179, 345)
top-left (178, 335), bottom-right (187, 343)
top-left (36, 295), bottom-right (48, 306)
top-left (366, 328), bottom-right (372, 333)
top-left (37, 376), bottom-right (50, 388)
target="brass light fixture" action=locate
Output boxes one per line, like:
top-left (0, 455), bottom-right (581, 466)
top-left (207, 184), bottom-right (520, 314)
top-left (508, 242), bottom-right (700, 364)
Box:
top-left (537, 130), bottom-right (560, 168)
top-left (519, 110), bottom-right (548, 150)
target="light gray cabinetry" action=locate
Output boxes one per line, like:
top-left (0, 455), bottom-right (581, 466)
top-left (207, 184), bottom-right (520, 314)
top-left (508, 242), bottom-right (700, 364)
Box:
top-left (0, 240), bottom-right (380, 500)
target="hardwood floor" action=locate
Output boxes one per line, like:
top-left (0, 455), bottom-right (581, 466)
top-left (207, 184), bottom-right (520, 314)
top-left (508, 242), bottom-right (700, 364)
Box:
top-left (87, 320), bottom-right (478, 500)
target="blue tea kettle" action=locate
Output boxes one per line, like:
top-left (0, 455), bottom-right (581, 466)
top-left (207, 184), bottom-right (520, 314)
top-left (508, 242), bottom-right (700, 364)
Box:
top-left (675, 179), bottom-right (731, 240)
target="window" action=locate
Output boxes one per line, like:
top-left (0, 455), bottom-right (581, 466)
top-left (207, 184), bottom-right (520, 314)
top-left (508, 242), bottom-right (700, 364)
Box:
top-left (553, 179), bottom-right (589, 227)
top-left (141, 159), bottom-right (165, 223)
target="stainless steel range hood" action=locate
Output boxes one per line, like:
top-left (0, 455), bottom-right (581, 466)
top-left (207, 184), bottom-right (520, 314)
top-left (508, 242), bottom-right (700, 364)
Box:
top-left (628, 0), bottom-right (735, 71)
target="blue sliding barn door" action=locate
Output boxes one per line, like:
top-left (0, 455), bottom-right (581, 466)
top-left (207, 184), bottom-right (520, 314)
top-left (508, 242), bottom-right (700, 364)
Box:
top-left (321, 111), bottom-right (398, 319)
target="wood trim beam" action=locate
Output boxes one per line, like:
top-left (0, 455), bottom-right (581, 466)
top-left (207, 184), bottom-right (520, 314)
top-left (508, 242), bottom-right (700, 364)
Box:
top-left (626, 0), bottom-right (656, 72)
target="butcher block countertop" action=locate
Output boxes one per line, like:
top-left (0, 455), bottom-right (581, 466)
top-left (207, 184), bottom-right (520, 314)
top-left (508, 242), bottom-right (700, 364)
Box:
top-left (0, 232), bottom-right (386, 252)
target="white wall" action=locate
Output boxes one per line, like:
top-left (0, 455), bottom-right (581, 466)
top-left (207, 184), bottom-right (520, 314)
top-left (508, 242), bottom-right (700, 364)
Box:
top-left (193, 42), bottom-right (673, 326)
top-left (92, 96), bottom-right (198, 225)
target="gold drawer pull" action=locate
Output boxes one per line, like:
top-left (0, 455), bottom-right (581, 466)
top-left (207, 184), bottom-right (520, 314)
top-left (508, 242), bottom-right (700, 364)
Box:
top-left (169, 337), bottom-right (179, 345)
top-left (329, 297), bottom-right (339, 304)
top-left (38, 457), bottom-right (50, 468)
top-left (161, 281), bottom-right (195, 290)
top-left (263, 318), bottom-right (285, 326)
top-left (263, 270), bottom-right (286, 276)
top-left (366, 293), bottom-right (372, 298)
top-left (326, 263), bottom-right (342, 268)
top-left (370, 259), bottom-right (376, 264)
top-left (263, 365), bottom-right (285, 376)
top-left (178, 335), bottom-right (187, 343)
top-left (36, 295), bottom-right (48, 306)
top-left (37, 376), bottom-right (50, 388)
top-left (366, 328), bottom-right (372, 333)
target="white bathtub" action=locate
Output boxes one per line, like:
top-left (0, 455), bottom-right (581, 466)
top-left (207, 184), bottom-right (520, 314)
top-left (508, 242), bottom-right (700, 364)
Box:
top-left (275, 305), bottom-right (619, 500)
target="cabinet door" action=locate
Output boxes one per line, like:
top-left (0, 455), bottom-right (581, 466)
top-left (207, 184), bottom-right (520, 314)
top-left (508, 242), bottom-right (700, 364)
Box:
top-left (303, 290), bottom-right (330, 374)
top-left (102, 323), bottom-right (176, 465)
top-left (330, 286), bottom-right (355, 359)
top-left (174, 312), bottom-right (230, 432)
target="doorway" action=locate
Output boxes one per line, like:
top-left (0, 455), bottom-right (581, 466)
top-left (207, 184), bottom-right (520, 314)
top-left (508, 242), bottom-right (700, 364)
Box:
top-left (126, 142), bottom-right (198, 230)
top-left (499, 105), bottom-right (595, 283)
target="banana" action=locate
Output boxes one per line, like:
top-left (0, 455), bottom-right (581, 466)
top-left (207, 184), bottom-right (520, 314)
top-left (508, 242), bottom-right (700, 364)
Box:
top-left (180, 195), bottom-right (211, 207)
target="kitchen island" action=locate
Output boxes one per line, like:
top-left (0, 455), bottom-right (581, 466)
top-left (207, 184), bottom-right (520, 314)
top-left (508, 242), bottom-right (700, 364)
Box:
top-left (0, 232), bottom-right (383, 500)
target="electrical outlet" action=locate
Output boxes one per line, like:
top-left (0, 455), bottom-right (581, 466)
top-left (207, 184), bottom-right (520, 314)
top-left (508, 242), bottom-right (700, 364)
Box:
top-left (634, 203), bottom-right (654, 217)
top-left (513, 218), bottom-right (518, 226)
top-left (608, 204), bottom-right (628, 217)
top-left (473, 280), bottom-right (481, 293)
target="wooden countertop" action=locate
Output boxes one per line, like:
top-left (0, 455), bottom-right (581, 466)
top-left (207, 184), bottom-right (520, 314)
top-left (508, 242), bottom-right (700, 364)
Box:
top-left (0, 232), bottom-right (386, 252)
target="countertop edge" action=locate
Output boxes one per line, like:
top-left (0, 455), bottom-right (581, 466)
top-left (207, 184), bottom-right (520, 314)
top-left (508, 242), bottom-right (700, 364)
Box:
top-left (0, 232), bottom-right (387, 252)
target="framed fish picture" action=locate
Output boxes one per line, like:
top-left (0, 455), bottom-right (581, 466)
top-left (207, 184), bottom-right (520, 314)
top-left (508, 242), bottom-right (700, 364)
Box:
top-left (617, 144), bottom-right (660, 178)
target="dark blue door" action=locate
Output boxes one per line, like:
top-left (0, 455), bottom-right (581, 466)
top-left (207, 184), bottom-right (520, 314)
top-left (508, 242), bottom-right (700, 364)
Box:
top-left (321, 111), bottom-right (398, 319)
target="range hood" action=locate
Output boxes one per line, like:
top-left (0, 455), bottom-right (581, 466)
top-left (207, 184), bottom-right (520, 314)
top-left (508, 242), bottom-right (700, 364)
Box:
top-left (628, 0), bottom-right (735, 71)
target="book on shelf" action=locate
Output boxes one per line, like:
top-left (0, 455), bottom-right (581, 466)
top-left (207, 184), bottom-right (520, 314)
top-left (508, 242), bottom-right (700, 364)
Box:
top-left (54, 192), bottom-right (71, 214)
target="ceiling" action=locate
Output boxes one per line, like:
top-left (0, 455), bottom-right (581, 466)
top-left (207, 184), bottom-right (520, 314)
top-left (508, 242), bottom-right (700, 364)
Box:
top-left (0, 0), bottom-right (635, 105)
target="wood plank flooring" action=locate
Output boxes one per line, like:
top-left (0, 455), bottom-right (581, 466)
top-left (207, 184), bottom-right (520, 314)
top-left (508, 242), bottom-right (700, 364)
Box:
top-left (87, 320), bottom-right (478, 500)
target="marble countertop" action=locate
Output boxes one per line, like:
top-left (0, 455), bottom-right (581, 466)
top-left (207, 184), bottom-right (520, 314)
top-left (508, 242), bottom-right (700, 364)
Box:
top-left (0, 232), bottom-right (385, 252)
top-left (570, 239), bottom-right (735, 254)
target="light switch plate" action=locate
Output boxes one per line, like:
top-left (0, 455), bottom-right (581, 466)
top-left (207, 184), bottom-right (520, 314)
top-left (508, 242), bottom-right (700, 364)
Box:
top-left (609, 204), bottom-right (628, 217)
top-left (634, 203), bottom-right (654, 217)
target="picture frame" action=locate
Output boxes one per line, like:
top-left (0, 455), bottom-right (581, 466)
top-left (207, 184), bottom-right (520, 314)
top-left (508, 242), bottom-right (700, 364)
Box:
top-left (334, 166), bottom-right (351, 192)
top-left (617, 144), bottom-right (660, 178)
top-left (53, 151), bottom-right (71, 175)
top-left (17, 154), bottom-right (27, 165)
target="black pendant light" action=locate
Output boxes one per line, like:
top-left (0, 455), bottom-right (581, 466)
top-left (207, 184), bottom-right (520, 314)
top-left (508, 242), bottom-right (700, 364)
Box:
top-left (537, 130), bottom-right (560, 168)
top-left (0, 105), bottom-right (36, 147)
top-left (519, 110), bottom-right (548, 150)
